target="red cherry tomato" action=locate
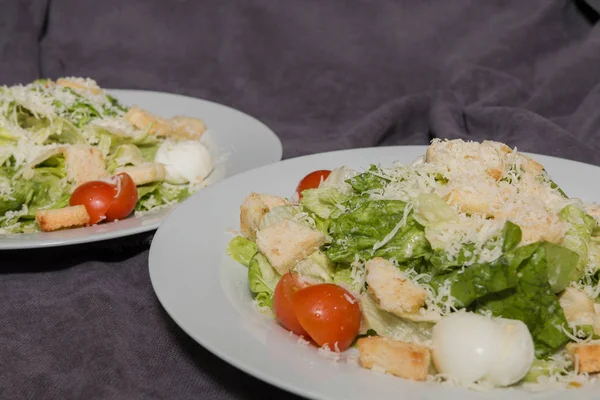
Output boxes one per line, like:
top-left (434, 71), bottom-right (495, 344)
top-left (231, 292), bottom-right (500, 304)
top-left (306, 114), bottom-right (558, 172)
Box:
top-left (69, 181), bottom-right (116, 224)
top-left (104, 173), bottom-right (138, 221)
top-left (274, 273), bottom-right (308, 336)
top-left (69, 173), bottom-right (138, 225)
top-left (292, 283), bottom-right (361, 351)
top-left (295, 170), bottom-right (331, 199)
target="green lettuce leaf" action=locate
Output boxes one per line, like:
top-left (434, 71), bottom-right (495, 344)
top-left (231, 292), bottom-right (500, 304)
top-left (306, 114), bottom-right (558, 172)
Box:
top-left (227, 236), bottom-right (258, 267)
top-left (476, 245), bottom-right (570, 358)
top-left (301, 187), bottom-right (348, 219)
top-left (544, 242), bottom-right (580, 293)
top-left (333, 264), bottom-right (363, 294)
top-left (106, 144), bottom-right (145, 173)
top-left (248, 253), bottom-right (281, 308)
top-left (559, 205), bottom-right (597, 280)
top-left (295, 250), bottom-right (336, 283)
top-left (326, 200), bottom-right (430, 264)
top-left (346, 165), bottom-right (390, 194)
top-left (359, 293), bottom-right (433, 343)
top-left (135, 182), bottom-right (190, 212)
top-left (522, 359), bottom-right (565, 383)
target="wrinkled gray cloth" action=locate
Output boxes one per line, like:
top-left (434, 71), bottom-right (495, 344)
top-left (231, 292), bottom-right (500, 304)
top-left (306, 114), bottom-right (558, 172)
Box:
top-left (1, 0), bottom-right (600, 399)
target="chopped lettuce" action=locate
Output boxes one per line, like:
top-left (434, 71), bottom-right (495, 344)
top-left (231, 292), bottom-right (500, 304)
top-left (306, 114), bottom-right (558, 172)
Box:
top-left (333, 264), bottom-right (363, 294)
top-left (319, 166), bottom-right (358, 195)
top-left (248, 253), bottom-right (281, 308)
top-left (522, 359), bottom-right (565, 383)
top-left (359, 292), bottom-right (433, 343)
top-left (135, 182), bottom-right (190, 212)
top-left (301, 187), bottom-right (348, 219)
top-left (326, 200), bottom-right (430, 263)
top-left (227, 236), bottom-right (258, 267)
top-left (106, 144), bottom-right (145, 173)
top-left (560, 205), bottom-right (597, 278)
top-left (476, 245), bottom-right (570, 358)
top-left (346, 165), bottom-right (390, 194)
top-left (414, 193), bottom-right (458, 226)
top-left (295, 250), bottom-right (336, 283)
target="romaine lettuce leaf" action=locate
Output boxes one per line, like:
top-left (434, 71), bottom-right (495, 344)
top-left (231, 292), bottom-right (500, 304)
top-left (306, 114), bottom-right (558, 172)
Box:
top-left (333, 264), bottom-right (363, 294)
top-left (301, 187), bottom-right (348, 219)
top-left (326, 200), bottom-right (430, 264)
top-left (346, 165), bottom-right (390, 194)
top-left (295, 250), bottom-right (336, 283)
top-left (248, 253), bottom-right (281, 308)
top-left (559, 205), bottom-right (597, 279)
top-left (227, 236), bottom-right (258, 267)
top-left (135, 182), bottom-right (190, 212)
top-left (476, 245), bottom-right (570, 358)
top-left (359, 292), bottom-right (433, 343)
top-left (106, 144), bottom-right (145, 173)
top-left (544, 242), bottom-right (580, 293)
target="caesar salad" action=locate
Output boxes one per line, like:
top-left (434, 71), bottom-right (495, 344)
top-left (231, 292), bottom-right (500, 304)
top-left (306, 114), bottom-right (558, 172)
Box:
top-left (227, 139), bottom-right (600, 391)
top-left (0, 77), bottom-right (213, 233)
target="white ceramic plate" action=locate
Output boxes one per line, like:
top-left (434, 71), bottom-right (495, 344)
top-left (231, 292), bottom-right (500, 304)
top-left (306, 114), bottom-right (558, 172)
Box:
top-left (149, 146), bottom-right (600, 400)
top-left (0, 89), bottom-right (282, 249)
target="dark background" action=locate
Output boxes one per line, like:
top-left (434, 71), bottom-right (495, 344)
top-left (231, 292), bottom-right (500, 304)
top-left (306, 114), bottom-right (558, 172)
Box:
top-left (1, 1), bottom-right (600, 399)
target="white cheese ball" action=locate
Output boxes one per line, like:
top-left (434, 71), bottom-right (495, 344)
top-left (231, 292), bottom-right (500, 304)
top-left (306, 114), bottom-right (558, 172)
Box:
top-left (155, 140), bottom-right (213, 185)
top-left (431, 312), bottom-right (534, 387)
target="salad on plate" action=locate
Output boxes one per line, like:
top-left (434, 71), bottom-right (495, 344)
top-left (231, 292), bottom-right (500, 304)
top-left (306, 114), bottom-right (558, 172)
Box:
top-left (227, 139), bottom-right (600, 391)
top-left (0, 77), bottom-right (213, 233)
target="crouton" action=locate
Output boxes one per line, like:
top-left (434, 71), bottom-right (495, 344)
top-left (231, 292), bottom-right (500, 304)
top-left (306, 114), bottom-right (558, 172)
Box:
top-left (125, 106), bottom-right (172, 137)
top-left (35, 205), bottom-right (90, 232)
top-left (567, 340), bottom-right (600, 373)
top-left (64, 144), bottom-right (108, 185)
top-left (240, 193), bottom-right (288, 240)
top-left (559, 287), bottom-right (595, 325)
top-left (445, 187), bottom-right (499, 216)
top-left (169, 116), bottom-right (207, 140)
top-left (116, 163), bottom-right (166, 186)
top-left (56, 78), bottom-right (102, 95)
top-left (516, 154), bottom-right (544, 176)
top-left (425, 139), bottom-right (511, 181)
top-left (357, 336), bottom-right (431, 381)
top-left (365, 257), bottom-right (427, 315)
top-left (256, 220), bottom-right (326, 275)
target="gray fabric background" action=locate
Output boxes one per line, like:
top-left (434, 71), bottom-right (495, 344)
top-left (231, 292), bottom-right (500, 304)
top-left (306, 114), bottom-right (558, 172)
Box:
top-left (1, 0), bottom-right (600, 399)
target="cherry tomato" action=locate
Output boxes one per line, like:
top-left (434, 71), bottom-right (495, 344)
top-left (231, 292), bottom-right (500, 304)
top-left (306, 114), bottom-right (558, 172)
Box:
top-left (69, 173), bottom-right (138, 225)
top-left (295, 170), bottom-right (331, 199)
top-left (104, 173), bottom-right (138, 221)
top-left (274, 273), bottom-right (308, 336)
top-left (69, 181), bottom-right (116, 225)
top-left (292, 284), bottom-right (361, 351)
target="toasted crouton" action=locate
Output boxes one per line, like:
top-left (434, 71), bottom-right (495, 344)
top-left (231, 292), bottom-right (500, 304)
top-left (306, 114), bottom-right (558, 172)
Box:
top-left (64, 144), bottom-right (108, 185)
top-left (169, 116), bottom-right (207, 140)
top-left (125, 106), bottom-right (172, 137)
top-left (366, 257), bottom-right (427, 315)
top-left (240, 193), bottom-right (288, 240)
top-left (567, 340), bottom-right (600, 373)
top-left (357, 336), bottom-right (431, 380)
top-left (56, 78), bottom-right (102, 95)
top-left (117, 163), bottom-right (166, 186)
top-left (425, 139), bottom-right (511, 181)
top-left (256, 220), bottom-right (326, 275)
top-left (35, 205), bottom-right (90, 232)
top-left (559, 287), bottom-right (595, 325)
